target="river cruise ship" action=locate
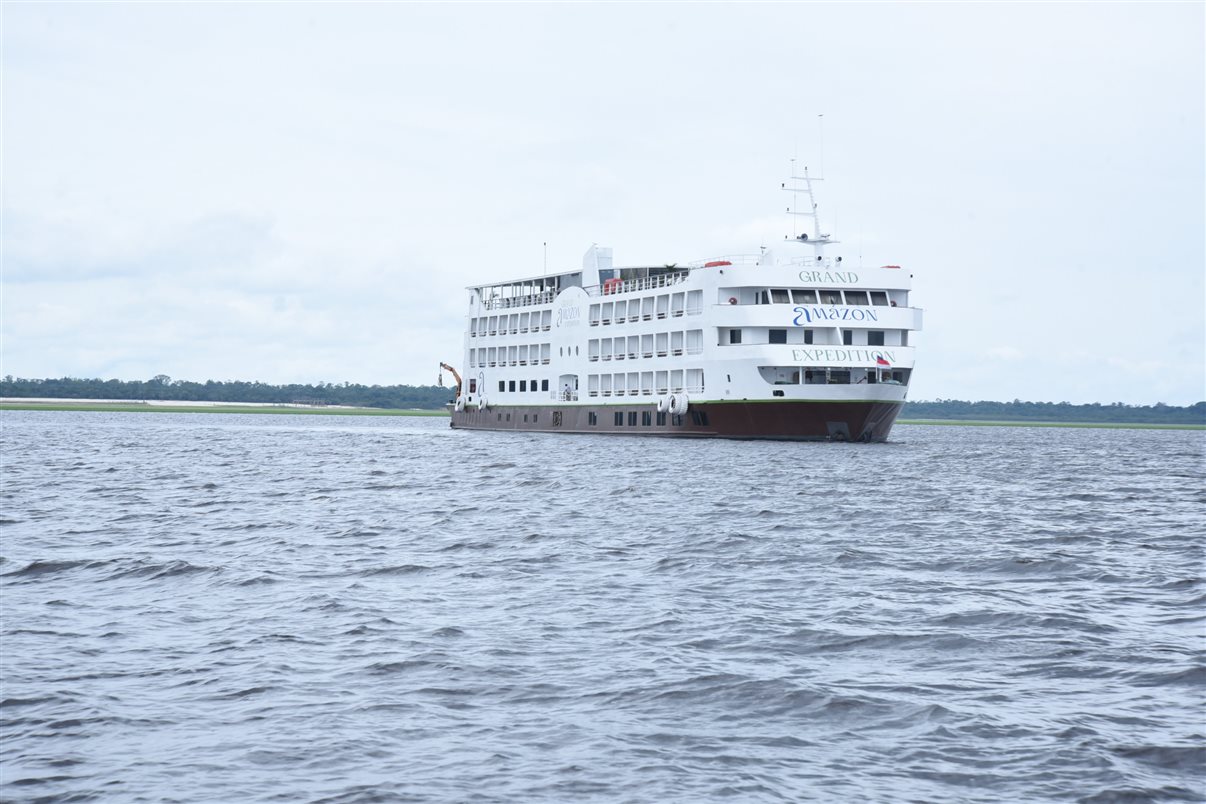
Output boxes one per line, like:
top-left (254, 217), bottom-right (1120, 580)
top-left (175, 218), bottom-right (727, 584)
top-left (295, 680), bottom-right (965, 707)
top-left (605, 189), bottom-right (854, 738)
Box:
top-left (445, 173), bottom-right (921, 441)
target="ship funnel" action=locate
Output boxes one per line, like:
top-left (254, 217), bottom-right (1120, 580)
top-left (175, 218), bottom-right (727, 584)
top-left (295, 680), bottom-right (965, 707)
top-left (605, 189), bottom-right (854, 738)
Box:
top-left (582, 245), bottom-right (613, 273)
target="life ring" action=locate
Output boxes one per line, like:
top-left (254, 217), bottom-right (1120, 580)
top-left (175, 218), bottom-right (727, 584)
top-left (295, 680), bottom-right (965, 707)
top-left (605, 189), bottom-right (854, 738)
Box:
top-left (454, 397), bottom-right (466, 412)
top-left (671, 393), bottom-right (689, 416)
top-left (728, 297), bottom-right (737, 305)
top-left (657, 396), bottom-right (670, 413)
top-left (478, 395), bottom-right (489, 411)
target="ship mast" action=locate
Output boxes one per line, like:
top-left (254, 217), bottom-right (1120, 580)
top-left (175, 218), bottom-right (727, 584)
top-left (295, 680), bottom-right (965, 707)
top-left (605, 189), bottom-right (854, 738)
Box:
top-left (782, 163), bottom-right (835, 255)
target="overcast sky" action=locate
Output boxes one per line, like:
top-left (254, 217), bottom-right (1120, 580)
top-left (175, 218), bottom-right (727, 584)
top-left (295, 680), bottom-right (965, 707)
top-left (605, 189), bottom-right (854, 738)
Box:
top-left (4, 2), bottom-right (1203, 404)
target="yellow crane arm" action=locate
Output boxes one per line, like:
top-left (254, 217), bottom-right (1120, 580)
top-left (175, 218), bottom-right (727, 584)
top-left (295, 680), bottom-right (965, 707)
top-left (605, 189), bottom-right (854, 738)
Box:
top-left (439, 362), bottom-right (462, 399)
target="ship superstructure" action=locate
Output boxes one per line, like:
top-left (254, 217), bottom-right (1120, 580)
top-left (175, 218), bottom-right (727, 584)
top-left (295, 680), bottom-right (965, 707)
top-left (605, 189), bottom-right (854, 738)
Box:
top-left (446, 171), bottom-right (922, 441)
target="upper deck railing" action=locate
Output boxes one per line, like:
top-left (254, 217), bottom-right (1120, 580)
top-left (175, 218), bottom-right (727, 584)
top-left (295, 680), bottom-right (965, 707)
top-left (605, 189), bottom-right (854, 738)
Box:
top-left (583, 270), bottom-right (691, 298)
top-left (481, 289), bottom-right (557, 311)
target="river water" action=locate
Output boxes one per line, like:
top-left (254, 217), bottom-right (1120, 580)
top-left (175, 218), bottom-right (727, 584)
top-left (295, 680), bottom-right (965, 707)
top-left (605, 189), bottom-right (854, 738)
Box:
top-left (1, 411), bottom-right (1203, 802)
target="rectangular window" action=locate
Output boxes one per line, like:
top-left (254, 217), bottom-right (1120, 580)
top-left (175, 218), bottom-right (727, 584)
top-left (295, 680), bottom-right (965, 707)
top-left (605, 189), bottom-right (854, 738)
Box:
top-left (759, 290), bottom-right (770, 305)
top-left (523, 414), bottom-right (528, 422)
top-left (541, 379), bottom-right (549, 391)
top-left (793, 289), bottom-right (818, 304)
top-left (509, 380), bottom-right (517, 392)
top-left (469, 379), bottom-right (477, 394)
top-left (820, 290), bottom-right (843, 305)
top-left (730, 329), bottom-right (742, 344)
top-left (671, 414), bottom-right (684, 426)
top-left (642, 411), bottom-right (652, 426)
top-left (656, 412), bottom-right (666, 426)
top-left (769, 329), bottom-right (787, 344)
top-left (844, 290), bottom-right (869, 305)
top-left (589, 412), bottom-right (598, 426)
top-left (520, 380), bottom-right (527, 392)
top-left (868, 330), bottom-right (885, 346)
top-left (628, 411), bottom-right (637, 426)
top-left (533, 414), bottom-right (538, 423)
top-left (615, 411), bottom-right (624, 426)
top-left (842, 330), bottom-right (853, 346)
top-left (869, 291), bottom-right (889, 306)
top-left (803, 329), bottom-right (814, 344)
top-left (770, 289), bottom-right (790, 304)
top-left (499, 380), bottom-right (505, 392)
top-left (691, 411), bottom-right (710, 426)
top-left (530, 379), bottom-right (536, 390)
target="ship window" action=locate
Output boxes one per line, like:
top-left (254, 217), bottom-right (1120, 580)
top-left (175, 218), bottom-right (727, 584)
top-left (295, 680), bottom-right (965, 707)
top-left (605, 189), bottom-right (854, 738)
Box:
top-left (729, 329), bottom-right (742, 344)
top-left (523, 414), bottom-right (528, 422)
top-left (820, 289), bottom-right (843, 305)
top-left (589, 412), bottom-right (597, 426)
top-left (868, 330), bottom-right (885, 346)
top-left (691, 411), bottom-right (710, 426)
top-left (499, 381), bottom-right (505, 392)
top-left (498, 413), bottom-right (502, 421)
top-left (842, 330), bottom-right (853, 346)
top-left (642, 411), bottom-right (652, 426)
top-left (656, 412), bottom-right (666, 426)
top-left (771, 289), bottom-right (790, 304)
top-left (628, 411), bottom-right (637, 426)
top-left (870, 291), bottom-right (889, 306)
top-left (792, 289), bottom-right (817, 304)
top-left (530, 378), bottom-right (536, 390)
top-left (614, 411), bottom-right (624, 426)
top-left (803, 329), bottom-right (814, 344)
top-left (759, 290), bottom-right (770, 305)
top-left (844, 290), bottom-right (869, 305)
top-left (469, 379), bottom-right (477, 393)
top-left (769, 329), bottom-right (787, 344)
top-left (520, 380), bottom-right (527, 392)
top-left (672, 414), bottom-right (684, 426)
top-left (506, 413), bottom-right (512, 421)
top-left (533, 414), bottom-right (538, 423)
top-left (542, 379), bottom-right (549, 391)
top-left (509, 380), bottom-right (517, 391)
top-left (829, 370), bottom-right (851, 384)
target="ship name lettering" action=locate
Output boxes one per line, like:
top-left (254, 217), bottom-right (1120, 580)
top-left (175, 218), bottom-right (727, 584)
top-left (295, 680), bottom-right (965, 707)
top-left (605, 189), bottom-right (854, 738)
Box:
top-left (556, 306), bottom-right (581, 327)
top-left (790, 348), bottom-right (897, 364)
top-left (797, 270), bottom-right (859, 285)
top-left (791, 306), bottom-right (879, 325)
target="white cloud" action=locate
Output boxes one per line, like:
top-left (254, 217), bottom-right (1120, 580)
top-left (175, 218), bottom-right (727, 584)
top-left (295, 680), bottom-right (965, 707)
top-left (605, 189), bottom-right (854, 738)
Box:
top-left (2, 2), bottom-right (1203, 401)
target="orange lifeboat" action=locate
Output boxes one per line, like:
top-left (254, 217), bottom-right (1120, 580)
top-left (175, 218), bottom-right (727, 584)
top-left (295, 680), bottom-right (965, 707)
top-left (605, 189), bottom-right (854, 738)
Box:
top-left (704, 260), bottom-right (732, 268)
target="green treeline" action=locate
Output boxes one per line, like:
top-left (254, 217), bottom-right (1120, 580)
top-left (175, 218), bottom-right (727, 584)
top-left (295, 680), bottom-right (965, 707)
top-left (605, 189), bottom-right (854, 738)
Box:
top-left (901, 399), bottom-right (1205, 425)
top-left (2, 376), bottom-right (1203, 424)
top-left (0, 376), bottom-right (454, 410)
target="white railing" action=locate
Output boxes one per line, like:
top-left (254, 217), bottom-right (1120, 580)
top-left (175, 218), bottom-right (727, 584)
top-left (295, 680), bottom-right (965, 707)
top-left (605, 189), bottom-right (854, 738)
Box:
top-left (583, 270), bottom-right (690, 297)
top-left (482, 290), bottom-right (557, 311)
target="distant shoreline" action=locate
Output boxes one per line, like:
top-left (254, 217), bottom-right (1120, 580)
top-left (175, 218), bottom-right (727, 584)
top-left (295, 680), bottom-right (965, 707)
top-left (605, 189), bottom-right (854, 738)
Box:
top-left (2, 402), bottom-right (1202, 430)
top-left (0, 401), bottom-right (446, 417)
top-left (896, 418), bottom-right (1203, 431)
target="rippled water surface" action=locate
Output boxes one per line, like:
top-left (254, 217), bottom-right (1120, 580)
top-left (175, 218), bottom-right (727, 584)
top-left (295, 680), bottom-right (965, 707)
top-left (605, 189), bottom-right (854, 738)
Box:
top-left (2, 411), bottom-right (1203, 803)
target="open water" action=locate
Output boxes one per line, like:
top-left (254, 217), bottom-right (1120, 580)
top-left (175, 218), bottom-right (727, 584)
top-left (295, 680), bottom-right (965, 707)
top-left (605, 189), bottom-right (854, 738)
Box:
top-left (1, 411), bottom-right (1203, 803)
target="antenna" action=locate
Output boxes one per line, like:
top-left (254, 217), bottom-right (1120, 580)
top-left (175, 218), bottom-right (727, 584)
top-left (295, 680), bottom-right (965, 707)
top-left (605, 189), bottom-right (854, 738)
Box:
top-left (818, 114), bottom-right (825, 179)
top-left (543, 242), bottom-right (547, 276)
